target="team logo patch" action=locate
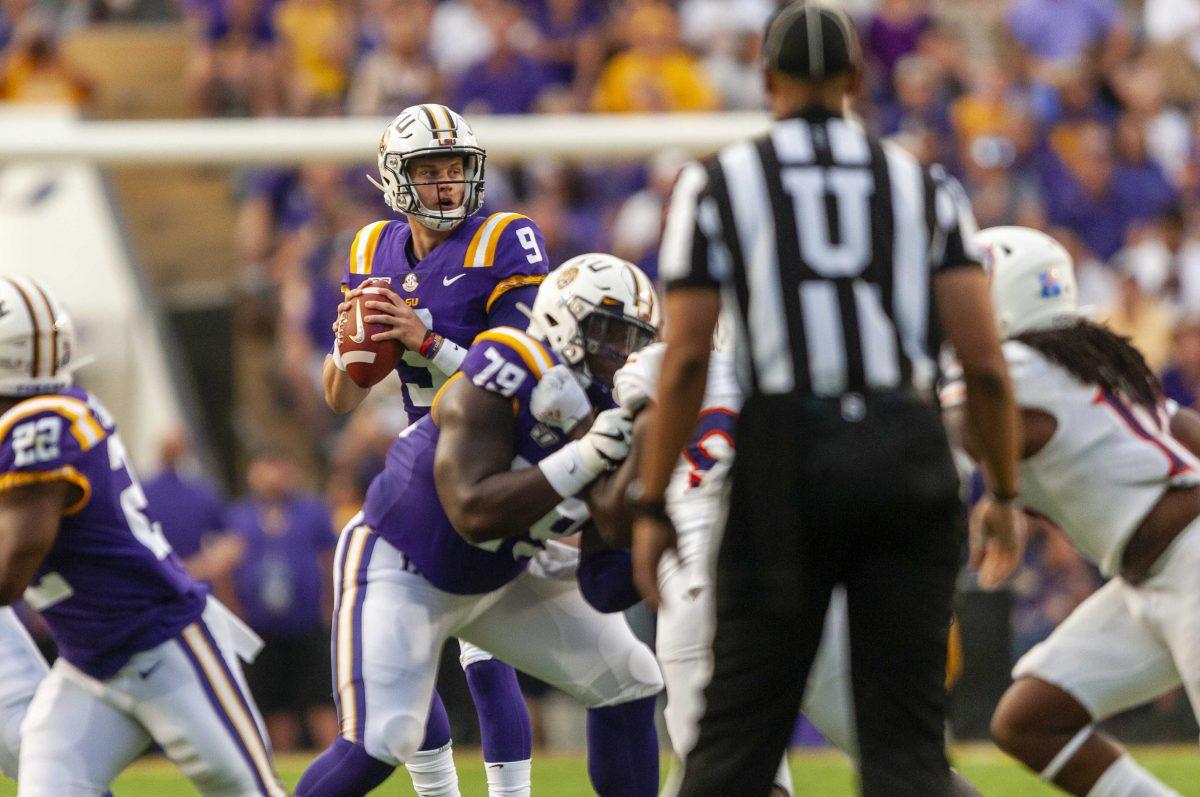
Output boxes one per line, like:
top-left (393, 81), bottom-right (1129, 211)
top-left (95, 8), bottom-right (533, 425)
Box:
top-left (1039, 269), bottom-right (1063, 298)
top-left (402, 273), bottom-right (420, 292)
top-left (556, 266), bottom-right (579, 289)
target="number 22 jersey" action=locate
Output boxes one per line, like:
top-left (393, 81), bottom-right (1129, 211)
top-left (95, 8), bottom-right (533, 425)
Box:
top-left (0, 388), bottom-right (206, 680)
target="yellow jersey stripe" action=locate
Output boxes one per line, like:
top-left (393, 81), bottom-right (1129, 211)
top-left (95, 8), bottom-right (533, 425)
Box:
top-left (182, 626), bottom-right (284, 795)
top-left (485, 274), bottom-right (546, 313)
top-left (474, 329), bottom-right (553, 378)
top-left (351, 221), bottom-right (388, 276)
top-left (0, 466), bottom-right (92, 515)
top-left (482, 214), bottom-right (529, 266)
top-left (465, 212), bottom-right (525, 268)
top-left (430, 372), bottom-right (465, 425)
top-left (465, 213), bottom-right (509, 268)
top-left (0, 396), bottom-right (105, 451)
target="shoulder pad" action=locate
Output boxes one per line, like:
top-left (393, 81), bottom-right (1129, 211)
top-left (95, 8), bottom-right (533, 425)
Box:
top-left (463, 212), bottom-right (535, 269)
top-left (0, 394), bottom-right (107, 454)
top-left (348, 220), bottom-right (393, 277)
top-left (471, 327), bottom-right (556, 380)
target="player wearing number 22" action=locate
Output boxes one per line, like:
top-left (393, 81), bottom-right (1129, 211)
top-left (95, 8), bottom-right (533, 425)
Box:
top-left (0, 276), bottom-right (285, 796)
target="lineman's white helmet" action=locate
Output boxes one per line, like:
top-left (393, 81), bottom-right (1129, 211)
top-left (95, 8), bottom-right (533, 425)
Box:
top-left (528, 254), bottom-right (660, 385)
top-left (977, 226), bottom-right (1080, 339)
top-left (370, 103), bottom-right (485, 232)
top-left (0, 276), bottom-right (76, 396)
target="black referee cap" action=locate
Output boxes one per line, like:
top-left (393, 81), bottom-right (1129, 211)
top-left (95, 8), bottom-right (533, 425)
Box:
top-left (763, 1), bottom-right (861, 80)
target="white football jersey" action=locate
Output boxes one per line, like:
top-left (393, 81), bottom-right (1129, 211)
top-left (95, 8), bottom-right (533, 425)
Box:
top-left (993, 341), bottom-right (1199, 576)
top-left (618, 343), bottom-right (742, 570)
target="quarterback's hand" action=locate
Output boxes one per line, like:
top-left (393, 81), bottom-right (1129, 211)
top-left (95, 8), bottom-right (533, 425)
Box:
top-left (352, 285), bottom-right (428, 351)
top-left (969, 496), bottom-right (1027, 589)
top-left (531, 364), bottom-right (592, 432)
top-left (577, 408), bottom-right (634, 474)
top-left (632, 515), bottom-right (676, 610)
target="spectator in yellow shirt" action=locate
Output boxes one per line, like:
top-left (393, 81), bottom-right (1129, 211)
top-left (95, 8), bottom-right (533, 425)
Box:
top-left (0, 24), bottom-right (93, 108)
top-left (592, 2), bottom-right (719, 113)
top-left (274, 0), bottom-right (352, 114)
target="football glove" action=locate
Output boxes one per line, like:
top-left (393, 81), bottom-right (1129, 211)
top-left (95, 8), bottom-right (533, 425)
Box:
top-left (578, 407), bottom-right (634, 473)
top-left (531, 364), bottom-right (592, 432)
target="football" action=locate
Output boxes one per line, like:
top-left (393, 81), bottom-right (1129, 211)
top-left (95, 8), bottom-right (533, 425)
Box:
top-left (337, 279), bottom-right (403, 388)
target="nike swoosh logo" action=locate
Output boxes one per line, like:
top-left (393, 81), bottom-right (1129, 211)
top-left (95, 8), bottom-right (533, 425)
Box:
top-left (350, 299), bottom-right (366, 344)
top-left (487, 764), bottom-right (504, 769)
top-left (443, 274), bottom-right (467, 287)
top-left (138, 660), bottom-right (163, 679)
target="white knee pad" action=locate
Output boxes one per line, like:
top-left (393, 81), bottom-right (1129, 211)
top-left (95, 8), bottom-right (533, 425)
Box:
top-left (457, 640), bottom-right (495, 671)
top-left (373, 711), bottom-right (429, 767)
top-left (583, 632), bottom-right (663, 709)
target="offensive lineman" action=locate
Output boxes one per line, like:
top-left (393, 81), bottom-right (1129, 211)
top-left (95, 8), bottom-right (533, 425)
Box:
top-left (296, 256), bottom-right (664, 797)
top-left (946, 227), bottom-right (1200, 797)
top-left (320, 104), bottom-right (543, 796)
top-left (0, 275), bottom-right (285, 796)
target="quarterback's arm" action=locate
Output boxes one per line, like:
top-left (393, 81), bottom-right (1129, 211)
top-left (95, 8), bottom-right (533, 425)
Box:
top-left (0, 481), bottom-right (70, 604)
top-left (323, 354), bottom-right (369, 414)
top-left (434, 378), bottom-right (574, 544)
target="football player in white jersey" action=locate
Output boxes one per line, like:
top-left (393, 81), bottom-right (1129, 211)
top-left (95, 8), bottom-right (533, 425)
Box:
top-left (607, 339), bottom-right (983, 797)
top-left (943, 227), bottom-right (1200, 797)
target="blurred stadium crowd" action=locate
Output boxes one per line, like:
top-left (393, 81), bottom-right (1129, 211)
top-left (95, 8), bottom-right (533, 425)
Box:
top-left (6, 0), bottom-right (1200, 748)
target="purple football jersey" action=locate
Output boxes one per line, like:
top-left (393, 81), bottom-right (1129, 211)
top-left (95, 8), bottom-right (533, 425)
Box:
top-left (361, 327), bottom-right (591, 594)
top-left (342, 212), bottom-right (549, 422)
top-left (0, 388), bottom-right (207, 680)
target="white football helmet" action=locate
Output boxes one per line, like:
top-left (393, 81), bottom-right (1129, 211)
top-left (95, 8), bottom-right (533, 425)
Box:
top-left (527, 254), bottom-right (660, 386)
top-left (369, 104), bottom-right (485, 232)
top-left (977, 226), bottom-right (1081, 339)
top-left (0, 276), bottom-right (76, 396)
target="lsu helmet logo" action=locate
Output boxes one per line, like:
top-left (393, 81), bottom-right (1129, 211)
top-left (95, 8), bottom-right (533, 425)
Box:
top-left (556, 266), bottom-right (579, 290)
top-left (1039, 269), bottom-right (1063, 298)
top-left (402, 273), bottom-right (420, 292)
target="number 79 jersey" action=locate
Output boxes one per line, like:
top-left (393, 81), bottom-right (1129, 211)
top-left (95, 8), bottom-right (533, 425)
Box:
top-left (0, 388), bottom-right (206, 681)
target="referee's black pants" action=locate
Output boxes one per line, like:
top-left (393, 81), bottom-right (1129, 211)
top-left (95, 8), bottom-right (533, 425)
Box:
top-left (677, 391), bottom-right (964, 797)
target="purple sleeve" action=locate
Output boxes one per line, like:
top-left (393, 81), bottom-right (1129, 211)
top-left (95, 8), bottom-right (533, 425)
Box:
top-left (577, 548), bottom-right (639, 613)
top-left (0, 408), bottom-right (94, 475)
top-left (490, 217), bottom-right (550, 281)
top-left (459, 330), bottom-right (547, 405)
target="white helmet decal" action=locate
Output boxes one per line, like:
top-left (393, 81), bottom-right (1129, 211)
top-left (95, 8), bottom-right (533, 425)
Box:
top-left (369, 104), bottom-right (486, 232)
top-left (976, 226), bottom-right (1081, 338)
top-left (0, 276), bottom-right (77, 396)
top-left (528, 254), bottom-right (660, 383)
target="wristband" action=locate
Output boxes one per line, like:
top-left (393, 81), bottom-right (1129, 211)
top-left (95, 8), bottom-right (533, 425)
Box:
top-left (431, 338), bottom-right (467, 375)
top-left (538, 442), bottom-right (599, 498)
top-left (331, 345), bottom-right (347, 372)
top-left (419, 330), bottom-right (440, 359)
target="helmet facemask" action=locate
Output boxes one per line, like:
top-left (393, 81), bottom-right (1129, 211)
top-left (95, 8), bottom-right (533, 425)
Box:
top-left (378, 149), bottom-right (486, 232)
top-left (577, 304), bottom-right (658, 388)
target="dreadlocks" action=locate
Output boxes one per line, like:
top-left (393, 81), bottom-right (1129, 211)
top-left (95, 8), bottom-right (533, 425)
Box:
top-left (1014, 319), bottom-right (1162, 411)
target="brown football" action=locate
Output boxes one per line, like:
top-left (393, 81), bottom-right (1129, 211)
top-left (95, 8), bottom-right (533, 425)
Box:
top-left (337, 279), bottom-right (404, 388)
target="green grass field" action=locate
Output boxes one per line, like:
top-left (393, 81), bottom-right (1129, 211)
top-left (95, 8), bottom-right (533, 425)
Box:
top-left (2, 745), bottom-right (1197, 796)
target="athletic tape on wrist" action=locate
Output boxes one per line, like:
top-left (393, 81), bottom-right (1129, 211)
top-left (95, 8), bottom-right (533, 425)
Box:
top-left (538, 442), bottom-right (598, 498)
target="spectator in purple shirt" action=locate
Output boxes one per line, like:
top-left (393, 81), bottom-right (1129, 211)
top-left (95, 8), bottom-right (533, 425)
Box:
top-left (865, 0), bottom-right (933, 96)
top-left (182, 0), bottom-right (280, 116)
top-left (1007, 0), bottom-right (1131, 75)
top-left (227, 448), bottom-right (338, 752)
top-left (143, 430), bottom-right (243, 606)
top-left (452, 2), bottom-right (555, 115)
top-left (1162, 319), bottom-right (1200, 409)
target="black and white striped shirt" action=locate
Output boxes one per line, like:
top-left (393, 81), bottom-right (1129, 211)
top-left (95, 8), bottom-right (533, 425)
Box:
top-left (660, 109), bottom-right (982, 399)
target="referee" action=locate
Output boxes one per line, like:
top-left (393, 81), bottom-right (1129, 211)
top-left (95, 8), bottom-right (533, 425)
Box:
top-left (628, 3), bottom-right (1024, 795)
